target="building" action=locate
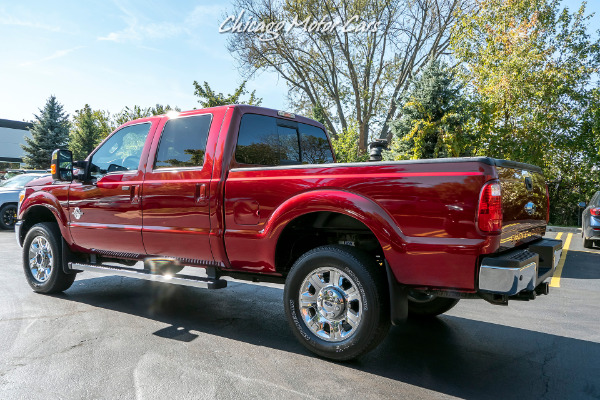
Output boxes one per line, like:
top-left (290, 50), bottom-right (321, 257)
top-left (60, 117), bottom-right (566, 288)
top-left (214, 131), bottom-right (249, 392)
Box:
top-left (0, 119), bottom-right (32, 168)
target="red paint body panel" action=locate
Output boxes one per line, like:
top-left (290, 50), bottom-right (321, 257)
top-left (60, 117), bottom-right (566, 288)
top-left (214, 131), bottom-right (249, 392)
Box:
top-left (17, 105), bottom-right (547, 292)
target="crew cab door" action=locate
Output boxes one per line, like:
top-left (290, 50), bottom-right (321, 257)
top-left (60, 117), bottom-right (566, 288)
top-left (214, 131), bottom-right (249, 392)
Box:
top-left (141, 113), bottom-right (216, 263)
top-left (68, 121), bottom-right (156, 256)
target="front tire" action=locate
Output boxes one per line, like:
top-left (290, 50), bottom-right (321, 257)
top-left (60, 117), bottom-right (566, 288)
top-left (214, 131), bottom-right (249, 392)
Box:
top-left (0, 203), bottom-right (17, 230)
top-left (284, 245), bottom-right (390, 361)
top-left (407, 291), bottom-right (459, 317)
top-left (22, 222), bottom-right (76, 294)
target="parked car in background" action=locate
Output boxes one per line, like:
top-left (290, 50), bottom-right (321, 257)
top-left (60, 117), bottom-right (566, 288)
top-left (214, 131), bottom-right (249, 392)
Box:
top-left (0, 173), bottom-right (49, 229)
top-left (582, 191), bottom-right (600, 248)
top-left (2, 169), bottom-right (50, 180)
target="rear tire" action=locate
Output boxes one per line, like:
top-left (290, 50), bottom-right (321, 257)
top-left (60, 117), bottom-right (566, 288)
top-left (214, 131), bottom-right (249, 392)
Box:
top-left (583, 227), bottom-right (594, 249)
top-left (407, 291), bottom-right (459, 317)
top-left (0, 203), bottom-right (17, 230)
top-left (284, 245), bottom-right (390, 361)
top-left (22, 222), bottom-right (76, 294)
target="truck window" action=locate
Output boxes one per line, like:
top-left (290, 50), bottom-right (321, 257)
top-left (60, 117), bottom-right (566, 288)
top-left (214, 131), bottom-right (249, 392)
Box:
top-left (89, 122), bottom-right (151, 178)
top-left (299, 123), bottom-right (334, 164)
top-left (154, 114), bottom-right (212, 169)
top-left (235, 114), bottom-right (332, 166)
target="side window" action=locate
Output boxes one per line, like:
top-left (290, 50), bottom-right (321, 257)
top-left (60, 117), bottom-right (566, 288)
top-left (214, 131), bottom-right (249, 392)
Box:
top-left (235, 114), bottom-right (333, 166)
top-left (235, 114), bottom-right (279, 165)
top-left (89, 123), bottom-right (151, 178)
top-left (154, 115), bottom-right (212, 169)
top-left (299, 123), bottom-right (334, 164)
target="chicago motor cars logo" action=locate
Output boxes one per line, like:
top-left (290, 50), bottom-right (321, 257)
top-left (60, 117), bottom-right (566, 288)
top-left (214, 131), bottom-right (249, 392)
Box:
top-left (219, 10), bottom-right (381, 42)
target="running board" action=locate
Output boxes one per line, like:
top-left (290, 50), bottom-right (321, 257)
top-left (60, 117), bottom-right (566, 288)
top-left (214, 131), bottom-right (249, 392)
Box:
top-left (68, 262), bottom-right (227, 289)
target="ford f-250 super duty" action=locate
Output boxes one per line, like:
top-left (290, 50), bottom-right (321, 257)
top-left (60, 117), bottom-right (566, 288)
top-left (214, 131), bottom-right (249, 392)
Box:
top-left (16, 105), bottom-right (562, 360)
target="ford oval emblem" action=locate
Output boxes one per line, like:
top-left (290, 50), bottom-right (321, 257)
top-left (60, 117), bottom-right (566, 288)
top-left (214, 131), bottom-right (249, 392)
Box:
top-left (524, 202), bottom-right (536, 215)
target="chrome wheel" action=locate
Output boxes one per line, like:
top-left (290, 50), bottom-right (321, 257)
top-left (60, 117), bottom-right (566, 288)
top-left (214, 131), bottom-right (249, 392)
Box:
top-left (28, 236), bottom-right (54, 283)
top-left (298, 267), bottom-right (363, 342)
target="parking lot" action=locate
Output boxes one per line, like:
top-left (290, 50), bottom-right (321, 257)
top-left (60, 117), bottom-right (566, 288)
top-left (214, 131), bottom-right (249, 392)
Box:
top-left (0, 229), bottom-right (599, 400)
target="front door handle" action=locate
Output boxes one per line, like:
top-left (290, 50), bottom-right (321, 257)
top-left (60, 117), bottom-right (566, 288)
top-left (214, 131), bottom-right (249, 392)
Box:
top-left (195, 183), bottom-right (207, 203)
top-left (130, 185), bottom-right (139, 204)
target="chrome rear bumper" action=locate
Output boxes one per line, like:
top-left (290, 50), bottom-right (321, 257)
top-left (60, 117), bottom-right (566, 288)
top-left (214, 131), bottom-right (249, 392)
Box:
top-left (478, 238), bottom-right (562, 296)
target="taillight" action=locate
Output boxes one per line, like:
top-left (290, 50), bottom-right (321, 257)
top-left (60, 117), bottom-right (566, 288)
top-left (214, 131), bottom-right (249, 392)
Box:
top-left (545, 184), bottom-right (550, 223)
top-left (591, 208), bottom-right (600, 216)
top-left (478, 181), bottom-right (502, 233)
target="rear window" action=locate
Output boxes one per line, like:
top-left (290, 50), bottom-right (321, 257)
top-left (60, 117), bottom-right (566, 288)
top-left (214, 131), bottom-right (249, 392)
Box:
top-left (155, 114), bottom-right (212, 169)
top-left (235, 114), bottom-right (333, 166)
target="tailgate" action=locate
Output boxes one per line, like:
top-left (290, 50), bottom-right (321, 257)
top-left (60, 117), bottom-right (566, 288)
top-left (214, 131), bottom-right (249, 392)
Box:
top-left (496, 161), bottom-right (547, 251)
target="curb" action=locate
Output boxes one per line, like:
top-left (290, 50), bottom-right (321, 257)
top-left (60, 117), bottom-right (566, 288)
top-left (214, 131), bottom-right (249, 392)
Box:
top-left (546, 226), bottom-right (581, 234)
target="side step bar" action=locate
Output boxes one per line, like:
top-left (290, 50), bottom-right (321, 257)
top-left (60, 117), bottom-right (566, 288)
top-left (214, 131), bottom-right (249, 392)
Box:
top-left (68, 262), bottom-right (227, 289)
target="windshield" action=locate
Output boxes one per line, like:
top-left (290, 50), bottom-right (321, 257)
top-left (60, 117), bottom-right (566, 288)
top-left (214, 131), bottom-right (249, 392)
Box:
top-left (0, 174), bottom-right (44, 188)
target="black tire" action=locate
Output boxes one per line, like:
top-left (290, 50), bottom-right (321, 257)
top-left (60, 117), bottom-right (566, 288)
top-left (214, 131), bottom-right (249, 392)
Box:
top-left (0, 203), bottom-right (17, 230)
top-left (284, 245), bottom-right (390, 361)
top-left (22, 222), bottom-right (76, 294)
top-left (583, 228), bottom-right (594, 249)
top-left (407, 291), bottom-right (459, 317)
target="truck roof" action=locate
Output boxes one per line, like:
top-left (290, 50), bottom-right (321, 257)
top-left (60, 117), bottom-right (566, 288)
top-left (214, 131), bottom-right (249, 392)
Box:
top-left (145, 104), bottom-right (326, 131)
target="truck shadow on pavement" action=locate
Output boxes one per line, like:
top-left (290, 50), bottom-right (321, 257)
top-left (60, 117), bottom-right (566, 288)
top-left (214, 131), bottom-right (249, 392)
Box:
top-left (57, 275), bottom-right (600, 400)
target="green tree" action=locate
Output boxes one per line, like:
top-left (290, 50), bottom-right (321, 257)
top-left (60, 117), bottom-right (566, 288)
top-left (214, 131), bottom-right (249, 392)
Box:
top-left (113, 104), bottom-right (180, 129)
top-left (330, 121), bottom-right (369, 163)
top-left (22, 95), bottom-right (70, 168)
top-left (386, 61), bottom-right (470, 160)
top-left (69, 105), bottom-right (104, 160)
top-left (451, 0), bottom-right (600, 168)
top-left (192, 80), bottom-right (262, 108)
top-left (451, 0), bottom-right (600, 225)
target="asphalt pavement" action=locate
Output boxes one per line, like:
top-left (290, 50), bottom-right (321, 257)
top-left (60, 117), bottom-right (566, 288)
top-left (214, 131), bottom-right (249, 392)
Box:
top-left (0, 229), bottom-right (599, 399)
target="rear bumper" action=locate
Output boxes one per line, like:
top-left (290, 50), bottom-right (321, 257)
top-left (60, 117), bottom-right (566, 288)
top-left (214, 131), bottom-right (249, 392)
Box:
top-left (478, 238), bottom-right (562, 296)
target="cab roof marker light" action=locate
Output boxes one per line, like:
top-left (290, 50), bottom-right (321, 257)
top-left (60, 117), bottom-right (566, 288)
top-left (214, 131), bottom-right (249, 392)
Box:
top-left (278, 110), bottom-right (295, 119)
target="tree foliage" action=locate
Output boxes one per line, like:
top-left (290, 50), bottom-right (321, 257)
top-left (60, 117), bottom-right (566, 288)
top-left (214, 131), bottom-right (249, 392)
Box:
top-left (227, 0), bottom-right (463, 152)
top-left (451, 0), bottom-right (600, 168)
top-left (113, 104), bottom-right (180, 128)
top-left (386, 61), bottom-right (472, 160)
top-left (22, 95), bottom-right (70, 169)
top-left (192, 80), bottom-right (262, 108)
top-left (69, 104), bottom-right (105, 160)
top-left (451, 0), bottom-right (600, 225)
top-left (330, 121), bottom-right (369, 162)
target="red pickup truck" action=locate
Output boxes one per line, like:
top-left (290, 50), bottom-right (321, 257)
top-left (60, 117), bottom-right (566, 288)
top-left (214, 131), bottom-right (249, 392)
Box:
top-left (16, 105), bottom-right (562, 360)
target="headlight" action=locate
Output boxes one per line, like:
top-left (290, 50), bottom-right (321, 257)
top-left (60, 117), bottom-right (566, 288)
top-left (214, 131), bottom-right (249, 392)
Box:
top-left (18, 190), bottom-right (25, 204)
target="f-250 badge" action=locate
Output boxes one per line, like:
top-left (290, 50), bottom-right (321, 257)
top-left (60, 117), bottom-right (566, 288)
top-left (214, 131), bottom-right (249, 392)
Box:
top-left (73, 207), bottom-right (84, 220)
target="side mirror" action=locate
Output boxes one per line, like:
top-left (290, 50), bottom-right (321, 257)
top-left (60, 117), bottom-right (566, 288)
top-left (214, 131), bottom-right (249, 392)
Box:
top-left (578, 201), bottom-right (587, 208)
top-left (51, 149), bottom-right (73, 181)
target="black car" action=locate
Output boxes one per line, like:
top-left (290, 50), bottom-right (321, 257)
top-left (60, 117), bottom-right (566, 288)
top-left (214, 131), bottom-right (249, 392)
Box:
top-left (582, 191), bottom-right (600, 248)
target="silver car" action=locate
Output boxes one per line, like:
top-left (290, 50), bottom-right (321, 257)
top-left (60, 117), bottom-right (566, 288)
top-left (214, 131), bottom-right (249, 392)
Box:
top-left (0, 173), bottom-right (50, 229)
top-left (582, 191), bottom-right (600, 248)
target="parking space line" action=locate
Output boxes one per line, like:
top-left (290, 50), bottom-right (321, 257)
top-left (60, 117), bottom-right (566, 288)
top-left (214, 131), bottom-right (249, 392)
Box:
top-left (550, 233), bottom-right (572, 288)
top-left (555, 232), bottom-right (563, 240)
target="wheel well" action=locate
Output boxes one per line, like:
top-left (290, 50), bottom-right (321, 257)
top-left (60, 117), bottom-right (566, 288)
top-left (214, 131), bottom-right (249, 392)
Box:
top-left (20, 206), bottom-right (57, 244)
top-left (275, 211), bottom-right (384, 275)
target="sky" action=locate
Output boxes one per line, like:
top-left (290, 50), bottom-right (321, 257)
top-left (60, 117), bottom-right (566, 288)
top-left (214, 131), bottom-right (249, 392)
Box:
top-left (0, 0), bottom-right (599, 123)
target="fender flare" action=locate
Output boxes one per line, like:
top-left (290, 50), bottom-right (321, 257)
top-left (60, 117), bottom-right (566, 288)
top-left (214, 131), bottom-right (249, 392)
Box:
top-left (262, 189), bottom-right (407, 267)
top-left (19, 191), bottom-right (72, 245)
